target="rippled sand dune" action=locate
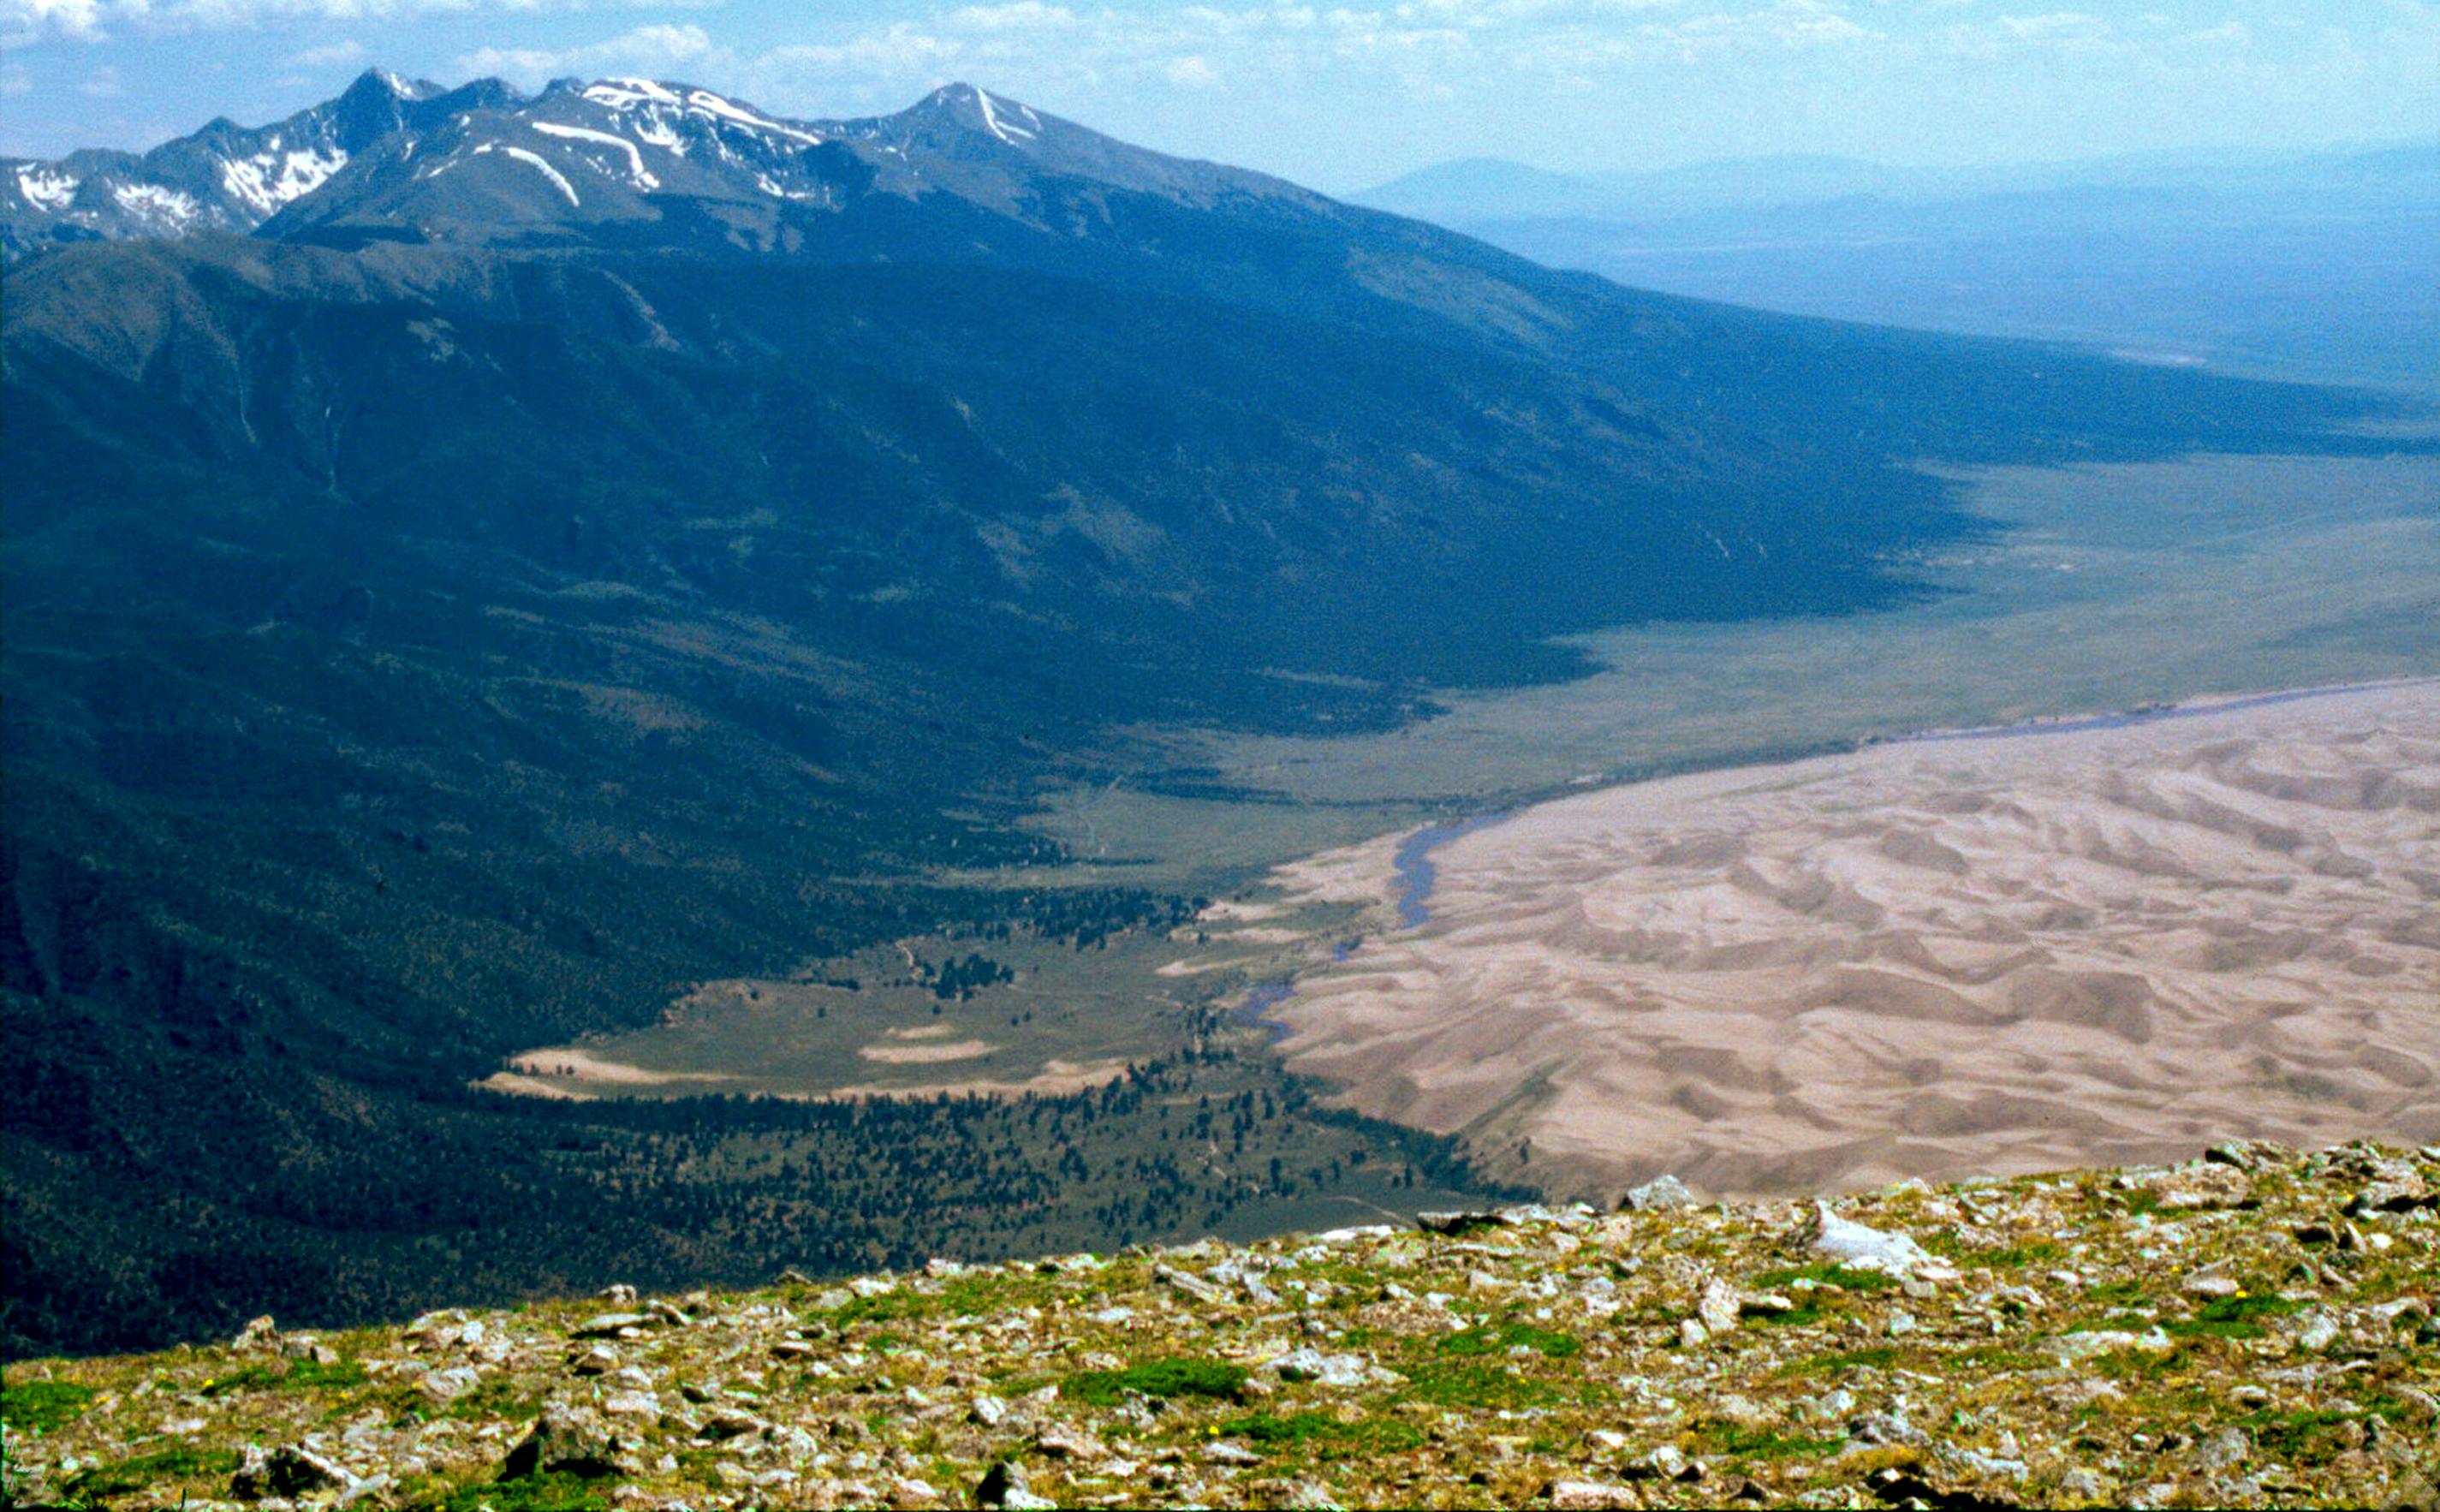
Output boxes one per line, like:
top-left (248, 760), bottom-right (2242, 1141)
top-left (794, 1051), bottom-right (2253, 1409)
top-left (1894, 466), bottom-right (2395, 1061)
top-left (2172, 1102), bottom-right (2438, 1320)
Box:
top-left (1271, 684), bottom-right (2440, 1200)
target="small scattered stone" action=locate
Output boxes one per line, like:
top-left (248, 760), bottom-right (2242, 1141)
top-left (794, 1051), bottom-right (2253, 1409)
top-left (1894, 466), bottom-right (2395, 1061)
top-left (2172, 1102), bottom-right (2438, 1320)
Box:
top-left (1417, 1209), bottom-right (1512, 1235)
top-left (974, 1461), bottom-right (1033, 1509)
top-left (1694, 1277), bottom-right (1742, 1335)
top-left (1154, 1264), bottom-right (1229, 1305)
top-left (699, 1409), bottom-right (766, 1441)
top-left (2140, 1163), bottom-right (2254, 1211)
top-left (570, 1312), bottom-right (651, 1340)
top-left (1035, 1426), bottom-right (1107, 1461)
top-left (1622, 1175), bottom-right (1693, 1211)
top-left (1800, 1203), bottom-right (1954, 1279)
top-left (569, 1343), bottom-right (619, 1376)
top-left (502, 1404), bottom-right (623, 1479)
top-left (2045, 1326), bottom-right (2173, 1360)
top-left (230, 1444), bottom-right (347, 1499)
top-left (1270, 1348), bottom-right (1377, 1387)
top-left (1550, 1478), bottom-right (1639, 1509)
top-left (2194, 1426), bottom-right (2250, 1473)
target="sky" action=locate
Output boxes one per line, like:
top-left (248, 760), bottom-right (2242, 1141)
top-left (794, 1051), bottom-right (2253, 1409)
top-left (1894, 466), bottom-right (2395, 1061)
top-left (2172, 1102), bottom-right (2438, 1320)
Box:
top-left (3, 0), bottom-right (2434, 191)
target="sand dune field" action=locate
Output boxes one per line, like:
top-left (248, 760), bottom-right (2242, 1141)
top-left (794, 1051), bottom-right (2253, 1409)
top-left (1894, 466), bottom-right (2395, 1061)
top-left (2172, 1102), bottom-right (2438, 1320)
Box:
top-left (1269, 683), bottom-right (2440, 1200)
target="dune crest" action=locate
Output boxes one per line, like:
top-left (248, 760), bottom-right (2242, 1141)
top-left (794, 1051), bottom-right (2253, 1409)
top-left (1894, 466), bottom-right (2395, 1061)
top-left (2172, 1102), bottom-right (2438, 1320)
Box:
top-left (1271, 685), bottom-right (2440, 1200)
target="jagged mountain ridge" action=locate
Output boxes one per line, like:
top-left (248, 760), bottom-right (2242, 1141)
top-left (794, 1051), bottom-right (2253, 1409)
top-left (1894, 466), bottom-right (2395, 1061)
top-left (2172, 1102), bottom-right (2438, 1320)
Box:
top-left (0, 71), bottom-right (521, 258)
top-left (2, 70), bottom-right (1332, 263)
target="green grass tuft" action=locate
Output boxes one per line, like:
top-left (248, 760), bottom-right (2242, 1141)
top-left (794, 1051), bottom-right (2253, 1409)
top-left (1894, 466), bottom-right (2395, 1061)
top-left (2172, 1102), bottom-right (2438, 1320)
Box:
top-left (1753, 1263), bottom-right (1897, 1294)
top-left (1772, 1346), bottom-right (1902, 1379)
top-left (0, 1380), bottom-right (97, 1435)
top-left (1436, 1320), bottom-right (1581, 1359)
top-left (200, 1354), bottom-right (369, 1396)
top-left (62, 1446), bottom-right (241, 1501)
top-left (1215, 1410), bottom-right (1428, 1455)
top-left (1062, 1357), bottom-right (1249, 1406)
top-left (1398, 1360), bottom-right (1571, 1409)
top-left (444, 1470), bottom-right (616, 1510)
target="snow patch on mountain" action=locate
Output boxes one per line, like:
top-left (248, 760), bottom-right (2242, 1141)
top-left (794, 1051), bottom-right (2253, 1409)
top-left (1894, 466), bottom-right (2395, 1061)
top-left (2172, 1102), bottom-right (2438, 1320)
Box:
top-left (16, 168), bottom-right (76, 211)
top-left (478, 143), bottom-right (582, 207)
top-left (685, 89), bottom-right (824, 145)
top-left (585, 77), bottom-right (682, 110)
top-left (973, 86), bottom-right (1039, 146)
top-left (533, 122), bottom-right (659, 191)
top-left (111, 183), bottom-right (200, 229)
top-left (222, 146), bottom-right (349, 215)
top-left (506, 148), bottom-right (580, 206)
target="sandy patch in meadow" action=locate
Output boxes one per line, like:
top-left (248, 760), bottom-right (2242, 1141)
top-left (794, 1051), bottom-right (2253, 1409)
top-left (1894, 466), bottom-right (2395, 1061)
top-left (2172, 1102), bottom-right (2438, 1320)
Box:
top-left (825, 1057), bottom-right (1134, 1099)
top-left (1270, 683), bottom-right (2440, 1201)
top-left (503, 1048), bottom-right (739, 1086)
top-left (858, 1038), bottom-right (997, 1064)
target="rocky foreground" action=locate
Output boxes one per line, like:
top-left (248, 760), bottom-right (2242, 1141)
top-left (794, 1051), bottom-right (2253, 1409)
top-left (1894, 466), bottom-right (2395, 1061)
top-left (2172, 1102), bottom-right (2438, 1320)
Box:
top-left (3, 1142), bottom-right (2435, 1511)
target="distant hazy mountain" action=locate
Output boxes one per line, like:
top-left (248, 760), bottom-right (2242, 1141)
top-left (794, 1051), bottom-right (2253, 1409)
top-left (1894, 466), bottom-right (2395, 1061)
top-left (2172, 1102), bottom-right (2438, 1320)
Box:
top-left (1355, 140), bottom-right (2440, 223)
top-left (0, 74), bottom-right (2397, 1358)
top-left (1358, 152), bottom-right (1893, 222)
top-left (1354, 140), bottom-right (2440, 389)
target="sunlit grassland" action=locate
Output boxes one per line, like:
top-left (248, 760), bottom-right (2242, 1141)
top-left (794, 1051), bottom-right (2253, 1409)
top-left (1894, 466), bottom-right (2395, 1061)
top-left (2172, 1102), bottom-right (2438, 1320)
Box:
top-left (1059, 452), bottom-right (2438, 864)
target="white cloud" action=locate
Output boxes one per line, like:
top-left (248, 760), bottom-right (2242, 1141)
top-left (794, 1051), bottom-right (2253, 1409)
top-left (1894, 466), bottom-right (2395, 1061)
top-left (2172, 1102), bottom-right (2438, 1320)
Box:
top-left (730, 0), bottom-right (1863, 119)
top-left (948, 2), bottom-right (1079, 32)
top-left (78, 61), bottom-right (121, 93)
top-left (292, 38), bottom-right (366, 67)
top-left (1997, 10), bottom-right (2106, 43)
top-left (3, 0), bottom-right (109, 45)
top-left (457, 21), bottom-right (723, 86)
top-left (1936, 6), bottom-right (2117, 56)
top-left (2, 0), bottom-right (704, 47)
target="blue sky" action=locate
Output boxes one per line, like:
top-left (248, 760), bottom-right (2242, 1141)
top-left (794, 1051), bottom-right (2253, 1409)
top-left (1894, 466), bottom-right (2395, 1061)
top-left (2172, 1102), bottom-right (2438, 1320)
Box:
top-left (3, 0), bottom-right (2434, 190)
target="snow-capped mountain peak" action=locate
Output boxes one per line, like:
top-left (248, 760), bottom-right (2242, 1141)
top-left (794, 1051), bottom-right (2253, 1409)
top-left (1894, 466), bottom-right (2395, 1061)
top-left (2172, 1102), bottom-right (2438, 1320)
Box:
top-left (3, 72), bottom-right (1312, 261)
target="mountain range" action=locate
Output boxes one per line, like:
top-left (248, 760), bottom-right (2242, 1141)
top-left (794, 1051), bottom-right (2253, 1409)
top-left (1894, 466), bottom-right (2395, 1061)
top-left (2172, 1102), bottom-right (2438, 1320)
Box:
top-left (1352, 142), bottom-right (2440, 390)
top-left (1354, 140), bottom-right (2440, 224)
top-left (0, 72), bottom-right (2404, 1359)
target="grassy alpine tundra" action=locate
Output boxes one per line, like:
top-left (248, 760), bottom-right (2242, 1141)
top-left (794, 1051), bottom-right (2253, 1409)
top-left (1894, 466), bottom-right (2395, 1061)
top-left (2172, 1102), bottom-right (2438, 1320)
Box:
top-left (3, 1140), bottom-right (2434, 1510)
